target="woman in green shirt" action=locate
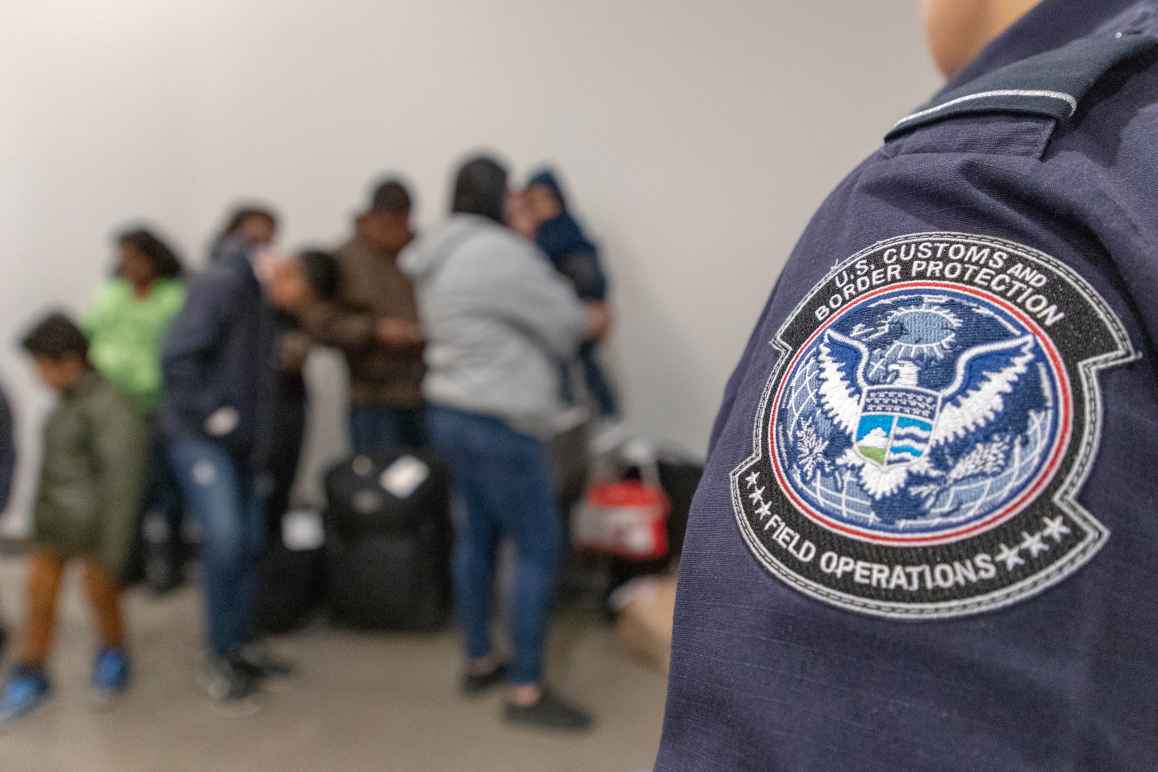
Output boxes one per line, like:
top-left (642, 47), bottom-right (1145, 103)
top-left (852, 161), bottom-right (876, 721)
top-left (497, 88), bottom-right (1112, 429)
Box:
top-left (86, 229), bottom-right (186, 414)
top-left (85, 228), bottom-right (187, 591)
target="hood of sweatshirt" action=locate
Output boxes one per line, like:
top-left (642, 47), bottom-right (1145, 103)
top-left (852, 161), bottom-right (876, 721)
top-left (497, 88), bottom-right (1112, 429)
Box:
top-left (398, 214), bottom-right (497, 283)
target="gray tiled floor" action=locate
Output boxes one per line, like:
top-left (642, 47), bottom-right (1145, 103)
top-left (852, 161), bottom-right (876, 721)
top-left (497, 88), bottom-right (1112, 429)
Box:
top-left (0, 557), bottom-right (665, 771)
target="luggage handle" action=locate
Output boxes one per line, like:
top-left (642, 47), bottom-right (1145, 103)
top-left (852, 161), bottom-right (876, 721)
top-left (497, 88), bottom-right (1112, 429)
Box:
top-left (590, 439), bottom-right (662, 489)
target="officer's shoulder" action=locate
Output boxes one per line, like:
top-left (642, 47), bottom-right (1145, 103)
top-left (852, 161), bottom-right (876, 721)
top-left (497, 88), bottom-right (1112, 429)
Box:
top-left (884, 29), bottom-right (1158, 151)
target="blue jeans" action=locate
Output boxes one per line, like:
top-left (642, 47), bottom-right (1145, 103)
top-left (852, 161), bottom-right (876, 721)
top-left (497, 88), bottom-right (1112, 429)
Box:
top-left (168, 437), bottom-right (266, 657)
top-left (349, 405), bottom-right (428, 455)
top-left (428, 407), bottom-right (562, 685)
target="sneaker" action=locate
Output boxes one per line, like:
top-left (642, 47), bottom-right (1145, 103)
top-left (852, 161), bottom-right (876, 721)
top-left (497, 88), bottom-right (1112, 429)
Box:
top-left (504, 688), bottom-right (593, 732)
top-left (461, 662), bottom-right (508, 697)
top-left (90, 648), bottom-right (131, 703)
top-left (236, 643), bottom-right (296, 680)
top-left (199, 656), bottom-right (262, 717)
top-left (0, 667), bottom-right (51, 723)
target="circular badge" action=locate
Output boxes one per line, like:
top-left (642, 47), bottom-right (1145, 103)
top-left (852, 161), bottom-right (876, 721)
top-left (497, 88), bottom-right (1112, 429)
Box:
top-left (770, 284), bottom-right (1069, 544)
top-left (732, 233), bottom-right (1133, 619)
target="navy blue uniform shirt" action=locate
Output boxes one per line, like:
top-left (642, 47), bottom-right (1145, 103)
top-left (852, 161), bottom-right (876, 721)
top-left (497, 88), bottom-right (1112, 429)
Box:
top-left (658, 1), bottom-right (1158, 769)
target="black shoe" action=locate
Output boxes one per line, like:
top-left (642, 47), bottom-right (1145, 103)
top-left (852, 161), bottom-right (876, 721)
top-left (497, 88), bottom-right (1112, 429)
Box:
top-left (199, 656), bottom-right (262, 717)
top-left (504, 689), bottom-right (593, 732)
top-left (236, 644), bottom-right (296, 681)
top-left (461, 663), bottom-right (508, 697)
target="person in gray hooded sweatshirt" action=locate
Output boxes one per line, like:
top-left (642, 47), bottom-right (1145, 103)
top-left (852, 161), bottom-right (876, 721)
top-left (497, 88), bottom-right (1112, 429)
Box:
top-left (401, 154), bottom-right (608, 731)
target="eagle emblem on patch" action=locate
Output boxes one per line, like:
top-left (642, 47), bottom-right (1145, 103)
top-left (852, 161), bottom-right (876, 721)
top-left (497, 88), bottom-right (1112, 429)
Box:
top-left (732, 233), bottom-right (1134, 619)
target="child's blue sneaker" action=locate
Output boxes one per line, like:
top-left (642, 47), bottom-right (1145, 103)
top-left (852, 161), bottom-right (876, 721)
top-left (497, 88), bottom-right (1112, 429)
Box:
top-left (90, 648), bottom-right (131, 701)
top-left (0, 667), bottom-right (51, 722)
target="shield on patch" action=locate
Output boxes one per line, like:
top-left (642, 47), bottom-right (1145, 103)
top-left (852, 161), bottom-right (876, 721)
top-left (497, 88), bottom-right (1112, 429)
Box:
top-left (854, 385), bottom-right (941, 468)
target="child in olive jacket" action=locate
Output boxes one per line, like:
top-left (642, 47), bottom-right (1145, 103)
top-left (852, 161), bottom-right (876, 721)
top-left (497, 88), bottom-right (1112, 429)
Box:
top-left (0, 313), bottom-right (147, 722)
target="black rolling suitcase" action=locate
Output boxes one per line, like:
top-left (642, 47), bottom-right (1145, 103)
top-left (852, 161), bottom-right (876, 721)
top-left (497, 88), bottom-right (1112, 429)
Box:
top-left (324, 451), bottom-right (452, 631)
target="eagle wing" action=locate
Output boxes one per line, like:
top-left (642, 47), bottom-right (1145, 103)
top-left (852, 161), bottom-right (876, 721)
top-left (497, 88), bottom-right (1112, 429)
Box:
top-left (817, 330), bottom-right (869, 440)
top-left (930, 336), bottom-right (1035, 448)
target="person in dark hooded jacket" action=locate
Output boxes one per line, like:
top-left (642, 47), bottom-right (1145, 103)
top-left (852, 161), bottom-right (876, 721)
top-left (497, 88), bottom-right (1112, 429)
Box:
top-left (0, 380), bottom-right (14, 516)
top-left (0, 380), bottom-right (15, 659)
top-left (525, 169), bottom-right (619, 418)
top-left (161, 237), bottom-right (306, 711)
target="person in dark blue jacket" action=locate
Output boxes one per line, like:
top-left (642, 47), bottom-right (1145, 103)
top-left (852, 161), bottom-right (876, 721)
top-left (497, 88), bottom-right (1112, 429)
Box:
top-left (208, 205), bottom-right (278, 264)
top-left (162, 240), bottom-right (329, 711)
top-left (658, 1), bottom-right (1158, 769)
top-left (0, 380), bottom-right (14, 516)
top-left (526, 169), bottom-right (619, 418)
top-left (0, 380), bottom-right (14, 657)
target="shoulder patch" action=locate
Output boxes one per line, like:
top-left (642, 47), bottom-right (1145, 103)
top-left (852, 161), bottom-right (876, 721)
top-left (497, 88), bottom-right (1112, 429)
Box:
top-left (732, 233), bottom-right (1134, 620)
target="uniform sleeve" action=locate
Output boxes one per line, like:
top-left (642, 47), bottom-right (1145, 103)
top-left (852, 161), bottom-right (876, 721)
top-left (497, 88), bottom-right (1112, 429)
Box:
top-left (479, 245), bottom-right (589, 361)
top-left (89, 390), bottom-right (148, 577)
top-left (0, 384), bottom-right (15, 513)
top-left (161, 275), bottom-right (233, 426)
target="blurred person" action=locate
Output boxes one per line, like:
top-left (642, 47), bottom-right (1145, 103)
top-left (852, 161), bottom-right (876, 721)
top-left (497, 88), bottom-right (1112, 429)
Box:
top-left (0, 380), bottom-right (14, 657)
top-left (263, 250), bottom-right (342, 532)
top-left (526, 169), bottom-right (618, 418)
top-left (301, 178), bottom-right (426, 455)
top-left (0, 313), bottom-right (147, 722)
top-left (161, 235), bottom-right (311, 712)
top-left (505, 188), bottom-right (538, 240)
top-left (85, 227), bottom-right (187, 592)
top-left (401, 154), bottom-right (609, 731)
top-left (206, 204), bottom-right (315, 531)
top-left (208, 205), bottom-right (278, 263)
top-left (0, 379), bottom-right (14, 517)
top-left (657, 1), bottom-right (1158, 769)
top-left (86, 228), bottom-right (186, 414)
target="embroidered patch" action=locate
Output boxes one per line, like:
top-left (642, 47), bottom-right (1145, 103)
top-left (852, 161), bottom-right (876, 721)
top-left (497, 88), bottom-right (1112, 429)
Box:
top-left (732, 233), bottom-right (1134, 619)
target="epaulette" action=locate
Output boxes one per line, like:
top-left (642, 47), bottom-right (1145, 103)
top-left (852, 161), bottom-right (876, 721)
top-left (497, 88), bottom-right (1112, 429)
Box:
top-left (886, 31), bottom-right (1157, 140)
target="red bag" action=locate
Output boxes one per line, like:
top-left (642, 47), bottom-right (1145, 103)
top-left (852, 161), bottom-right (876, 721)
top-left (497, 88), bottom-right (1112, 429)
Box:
top-left (573, 479), bottom-right (670, 561)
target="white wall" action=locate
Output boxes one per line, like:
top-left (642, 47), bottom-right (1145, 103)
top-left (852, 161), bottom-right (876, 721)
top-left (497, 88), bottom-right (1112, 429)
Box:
top-left (1, 0), bottom-right (939, 529)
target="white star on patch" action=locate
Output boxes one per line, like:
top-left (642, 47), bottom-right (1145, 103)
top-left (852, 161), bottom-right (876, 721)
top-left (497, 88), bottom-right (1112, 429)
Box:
top-left (745, 472), bottom-right (760, 489)
top-left (755, 501), bottom-right (773, 520)
top-left (1020, 530), bottom-right (1049, 559)
top-left (748, 487), bottom-right (766, 504)
top-left (1042, 516), bottom-right (1071, 543)
top-left (995, 543), bottom-right (1024, 571)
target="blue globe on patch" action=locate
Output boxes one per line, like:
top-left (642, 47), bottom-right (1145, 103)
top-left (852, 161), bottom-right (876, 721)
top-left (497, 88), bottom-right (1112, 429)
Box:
top-left (770, 285), bottom-right (1069, 542)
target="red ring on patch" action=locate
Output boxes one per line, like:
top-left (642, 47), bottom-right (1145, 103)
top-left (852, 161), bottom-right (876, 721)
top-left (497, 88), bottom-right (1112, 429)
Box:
top-left (768, 280), bottom-right (1072, 546)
